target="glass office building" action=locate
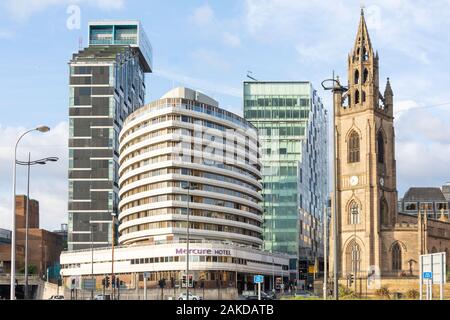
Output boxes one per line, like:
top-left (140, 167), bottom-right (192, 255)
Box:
top-left (67, 21), bottom-right (152, 251)
top-left (243, 81), bottom-right (328, 280)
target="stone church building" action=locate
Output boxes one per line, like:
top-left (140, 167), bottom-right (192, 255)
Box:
top-left (329, 10), bottom-right (450, 295)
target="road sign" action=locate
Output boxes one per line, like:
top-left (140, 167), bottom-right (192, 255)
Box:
top-left (420, 252), bottom-right (446, 300)
top-left (421, 252), bottom-right (446, 284)
top-left (253, 275), bottom-right (264, 283)
top-left (70, 276), bottom-right (81, 290)
top-left (143, 272), bottom-right (150, 279)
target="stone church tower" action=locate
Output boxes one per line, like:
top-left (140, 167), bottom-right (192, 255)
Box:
top-left (331, 9), bottom-right (398, 278)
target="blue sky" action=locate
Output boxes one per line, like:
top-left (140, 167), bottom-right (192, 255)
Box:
top-left (1, 0), bottom-right (450, 230)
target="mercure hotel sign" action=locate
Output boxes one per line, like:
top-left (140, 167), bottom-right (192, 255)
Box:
top-left (175, 248), bottom-right (232, 256)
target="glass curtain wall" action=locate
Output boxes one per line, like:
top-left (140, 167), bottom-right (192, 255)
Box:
top-left (244, 82), bottom-right (311, 257)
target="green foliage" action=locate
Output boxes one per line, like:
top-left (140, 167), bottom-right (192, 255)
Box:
top-left (18, 264), bottom-right (38, 275)
top-left (375, 286), bottom-right (391, 299)
top-left (338, 285), bottom-right (356, 299)
top-left (405, 289), bottom-right (419, 299)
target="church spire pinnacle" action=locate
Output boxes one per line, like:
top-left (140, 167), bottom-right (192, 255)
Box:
top-left (385, 77), bottom-right (393, 96)
top-left (352, 8), bottom-right (373, 61)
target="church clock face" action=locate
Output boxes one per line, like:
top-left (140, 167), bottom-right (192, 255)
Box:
top-left (350, 175), bottom-right (359, 186)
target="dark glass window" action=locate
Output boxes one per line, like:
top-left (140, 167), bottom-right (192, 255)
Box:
top-left (377, 131), bottom-right (384, 163)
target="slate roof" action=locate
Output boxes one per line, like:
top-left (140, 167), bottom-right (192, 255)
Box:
top-left (403, 187), bottom-right (447, 202)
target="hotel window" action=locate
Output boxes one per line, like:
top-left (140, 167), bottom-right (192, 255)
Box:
top-left (405, 202), bottom-right (417, 211)
top-left (419, 202), bottom-right (433, 212)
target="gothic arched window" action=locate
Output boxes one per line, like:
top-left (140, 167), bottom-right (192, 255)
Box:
top-left (362, 91), bottom-right (366, 103)
top-left (349, 201), bottom-right (360, 224)
top-left (354, 69), bottom-right (359, 84)
top-left (363, 47), bottom-right (369, 61)
top-left (355, 90), bottom-right (360, 104)
top-left (392, 243), bottom-right (402, 270)
top-left (346, 240), bottom-right (361, 274)
top-left (380, 198), bottom-right (389, 225)
top-left (348, 131), bottom-right (360, 163)
top-left (363, 68), bottom-right (369, 83)
top-left (377, 131), bottom-right (385, 163)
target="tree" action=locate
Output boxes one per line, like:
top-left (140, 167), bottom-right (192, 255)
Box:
top-left (19, 264), bottom-right (38, 275)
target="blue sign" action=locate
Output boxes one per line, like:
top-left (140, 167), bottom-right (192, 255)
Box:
top-left (423, 272), bottom-right (432, 279)
top-left (254, 275), bottom-right (264, 283)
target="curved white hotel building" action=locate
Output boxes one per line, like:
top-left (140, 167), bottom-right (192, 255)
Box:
top-left (60, 88), bottom-right (289, 297)
top-left (118, 87), bottom-right (263, 247)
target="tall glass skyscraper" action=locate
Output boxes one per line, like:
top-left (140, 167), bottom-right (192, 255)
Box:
top-left (243, 81), bottom-right (328, 280)
top-left (68, 21), bottom-right (152, 250)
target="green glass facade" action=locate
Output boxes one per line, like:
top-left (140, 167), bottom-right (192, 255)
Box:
top-left (243, 81), bottom-right (328, 279)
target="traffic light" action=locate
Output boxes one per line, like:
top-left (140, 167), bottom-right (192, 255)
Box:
top-left (105, 275), bottom-right (110, 288)
top-left (112, 275), bottom-right (116, 288)
top-left (115, 277), bottom-right (120, 289)
top-left (181, 275), bottom-right (193, 287)
top-left (102, 278), bottom-right (106, 287)
top-left (200, 281), bottom-right (205, 289)
top-left (349, 273), bottom-right (354, 286)
top-left (159, 278), bottom-right (166, 288)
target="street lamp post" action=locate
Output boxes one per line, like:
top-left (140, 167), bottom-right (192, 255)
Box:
top-left (16, 154), bottom-right (58, 299)
top-left (322, 75), bottom-right (348, 300)
top-left (351, 204), bottom-right (358, 294)
top-left (182, 182), bottom-right (196, 301)
top-left (10, 125), bottom-right (50, 300)
top-left (111, 212), bottom-right (116, 300)
top-left (89, 223), bottom-right (98, 300)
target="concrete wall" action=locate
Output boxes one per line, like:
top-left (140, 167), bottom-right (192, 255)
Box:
top-left (336, 277), bottom-right (450, 298)
top-left (36, 281), bottom-right (65, 300)
top-left (64, 287), bottom-right (238, 300)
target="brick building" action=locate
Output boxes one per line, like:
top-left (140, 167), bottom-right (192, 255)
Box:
top-left (0, 196), bottom-right (63, 278)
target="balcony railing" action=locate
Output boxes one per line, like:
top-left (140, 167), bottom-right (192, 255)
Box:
top-left (62, 238), bottom-right (289, 257)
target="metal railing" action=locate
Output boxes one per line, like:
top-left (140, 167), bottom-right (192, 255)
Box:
top-left (63, 239), bottom-right (291, 258)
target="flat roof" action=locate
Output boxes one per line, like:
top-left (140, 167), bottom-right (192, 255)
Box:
top-left (88, 20), bottom-right (141, 26)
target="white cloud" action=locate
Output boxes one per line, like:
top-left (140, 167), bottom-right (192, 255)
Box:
top-left (222, 32), bottom-right (241, 48)
top-left (0, 122), bottom-right (68, 231)
top-left (395, 105), bottom-right (450, 194)
top-left (396, 140), bottom-right (450, 193)
top-left (244, 0), bottom-right (450, 66)
top-left (190, 48), bottom-right (231, 71)
top-left (394, 100), bottom-right (421, 119)
top-left (189, 4), bottom-right (215, 27)
top-left (2, 0), bottom-right (124, 21)
top-left (0, 30), bottom-right (14, 39)
top-left (153, 68), bottom-right (241, 98)
top-left (189, 4), bottom-right (242, 49)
